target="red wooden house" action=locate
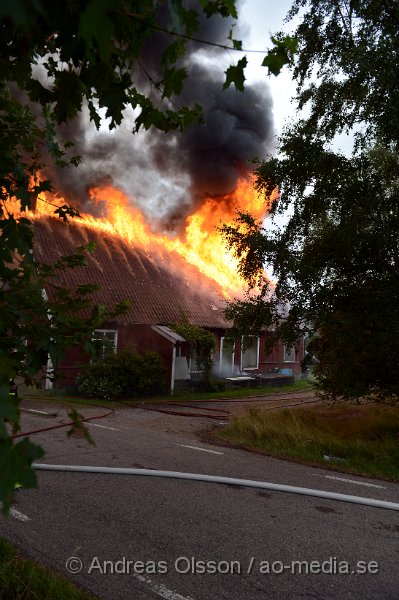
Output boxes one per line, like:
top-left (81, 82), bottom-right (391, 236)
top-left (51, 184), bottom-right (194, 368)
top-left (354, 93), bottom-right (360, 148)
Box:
top-left (33, 218), bottom-right (305, 393)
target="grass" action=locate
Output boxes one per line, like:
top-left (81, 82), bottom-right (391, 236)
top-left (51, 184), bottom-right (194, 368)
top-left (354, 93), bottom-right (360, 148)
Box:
top-left (147, 380), bottom-right (312, 403)
top-left (25, 380), bottom-right (313, 408)
top-left (0, 538), bottom-right (97, 600)
top-left (214, 402), bottom-right (399, 481)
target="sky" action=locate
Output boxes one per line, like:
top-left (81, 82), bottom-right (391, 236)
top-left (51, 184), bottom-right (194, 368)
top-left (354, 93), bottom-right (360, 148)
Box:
top-left (239, 0), bottom-right (297, 136)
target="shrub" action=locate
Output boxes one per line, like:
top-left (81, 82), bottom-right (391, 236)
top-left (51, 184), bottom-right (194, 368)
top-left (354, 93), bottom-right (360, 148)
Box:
top-left (76, 349), bottom-right (166, 400)
top-left (171, 322), bottom-right (216, 386)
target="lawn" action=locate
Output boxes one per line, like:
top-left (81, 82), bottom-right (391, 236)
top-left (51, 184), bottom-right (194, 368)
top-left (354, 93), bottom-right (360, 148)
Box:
top-left (23, 379), bottom-right (313, 409)
top-left (214, 402), bottom-right (399, 481)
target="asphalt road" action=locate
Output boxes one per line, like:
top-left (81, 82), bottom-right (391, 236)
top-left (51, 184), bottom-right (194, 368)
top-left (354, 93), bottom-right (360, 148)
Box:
top-left (1, 397), bottom-right (399, 599)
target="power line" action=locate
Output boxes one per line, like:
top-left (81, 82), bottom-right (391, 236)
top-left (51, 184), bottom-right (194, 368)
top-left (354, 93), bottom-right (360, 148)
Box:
top-left (120, 10), bottom-right (267, 54)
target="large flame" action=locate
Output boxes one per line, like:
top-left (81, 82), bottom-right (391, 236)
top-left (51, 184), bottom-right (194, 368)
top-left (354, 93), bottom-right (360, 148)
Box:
top-left (4, 177), bottom-right (272, 298)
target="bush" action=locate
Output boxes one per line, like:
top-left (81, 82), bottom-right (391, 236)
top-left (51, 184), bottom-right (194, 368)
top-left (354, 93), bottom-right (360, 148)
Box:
top-left (209, 378), bottom-right (227, 392)
top-left (76, 349), bottom-right (166, 400)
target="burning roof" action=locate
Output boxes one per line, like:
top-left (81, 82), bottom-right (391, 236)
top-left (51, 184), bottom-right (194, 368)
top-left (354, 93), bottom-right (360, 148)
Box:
top-left (6, 166), bottom-right (273, 328)
top-left (20, 175), bottom-right (272, 298)
top-left (33, 217), bottom-right (231, 329)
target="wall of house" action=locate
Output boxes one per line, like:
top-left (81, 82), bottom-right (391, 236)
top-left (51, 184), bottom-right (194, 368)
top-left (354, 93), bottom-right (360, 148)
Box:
top-left (53, 323), bottom-right (306, 392)
top-left (118, 324), bottom-right (174, 391)
top-left (234, 333), bottom-right (305, 377)
top-left (54, 345), bottom-right (90, 389)
top-left (53, 322), bottom-right (174, 393)
top-left (260, 337), bottom-right (304, 376)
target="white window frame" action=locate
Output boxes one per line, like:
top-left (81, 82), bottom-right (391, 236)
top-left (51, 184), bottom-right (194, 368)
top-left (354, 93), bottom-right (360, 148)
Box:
top-left (188, 347), bottom-right (200, 373)
top-left (241, 335), bottom-right (260, 371)
top-left (92, 329), bottom-right (118, 361)
top-left (283, 344), bottom-right (296, 363)
top-left (220, 337), bottom-right (235, 375)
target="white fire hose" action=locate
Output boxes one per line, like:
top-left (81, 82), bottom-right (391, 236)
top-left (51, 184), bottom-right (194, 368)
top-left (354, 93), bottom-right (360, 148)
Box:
top-left (33, 464), bottom-right (399, 512)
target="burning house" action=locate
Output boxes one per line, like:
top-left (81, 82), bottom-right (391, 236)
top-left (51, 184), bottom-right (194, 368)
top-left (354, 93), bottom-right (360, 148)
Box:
top-left (30, 178), bottom-right (304, 394)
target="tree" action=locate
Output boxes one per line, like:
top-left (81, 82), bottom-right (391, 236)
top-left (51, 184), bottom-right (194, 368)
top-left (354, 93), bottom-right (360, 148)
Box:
top-left (0, 83), bottom-right (129, 509)
top-left (220, 1), bottom-right (399, 401)
top-left (0, 1), bottom-right (297, 510)
top-left (171, 322), bottom-right (216, 388)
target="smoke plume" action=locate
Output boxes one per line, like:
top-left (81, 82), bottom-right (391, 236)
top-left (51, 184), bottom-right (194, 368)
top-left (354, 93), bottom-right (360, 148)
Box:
top-left (43, 2), bottom-right (275, 231)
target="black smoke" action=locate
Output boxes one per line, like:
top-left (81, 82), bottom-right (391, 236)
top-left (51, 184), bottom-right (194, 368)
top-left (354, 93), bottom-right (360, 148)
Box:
top-left (42, 2), bottom-right (275, 230)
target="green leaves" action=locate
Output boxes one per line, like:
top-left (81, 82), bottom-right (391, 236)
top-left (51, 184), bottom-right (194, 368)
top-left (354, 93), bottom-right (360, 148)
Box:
top-left (26, 79), bottom-right (52, 106)
top-left (262, 35), bottom-right (299, 76)
top-left (228, 27), bottom-right (242, 50)
top-left (168, 2), bottom-right (199, 36)
top-left (162, 67), bottom-right (187, 99)
top-left (162, 39), bottom-right (186, 66)
top-left (223, 56), bottom-right (247, 92)
top-left (67, 409), bottom-right (94, 445)
top-left (0, 0), bottom-right (44, 30)
top-left (52, 70), bottom-right (87, 123)
top-left (0, 388), bottom-right (19, 437)
top-left (99, 74), bottom-right (131, 129)
top-left (286, 0), bottom-right (399, 147)
top-left (0, 437), bottom-right (44, 513)
top-left (78, 0), bottom-right (115, 62)
top-left (53, 204), bottom-right (81, 222)
top-left (1, 0), bottom-right (300, 138)
top-left (199, 0), bottom-right (238, 19)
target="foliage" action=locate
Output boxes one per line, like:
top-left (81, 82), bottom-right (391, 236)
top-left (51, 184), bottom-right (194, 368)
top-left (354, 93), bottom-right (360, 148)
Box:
top-left (262, 34), bottom-right (299, 76)
top-left (76, 349), bottom-right (166, 400)
top-left (220, 1), bottom-right (399, 401)
top-left (286, 0), bottom-right (399, 149)
top-left (171, 322), bottom-right (216, 386)
top-left (0, 537), bottom-right (98, 600)
top-left (0, 86), bottom-right (128, 511)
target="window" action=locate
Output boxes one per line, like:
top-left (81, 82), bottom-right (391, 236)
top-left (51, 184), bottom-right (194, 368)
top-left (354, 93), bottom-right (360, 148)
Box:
top-left (189, 347), bottom-right (201, 373)
top-left (92, 330), bottom-right (118, 360)
top-left (284, 344), bottom-right (296, 362)
top-left (241, 336), bottom-right (259, 370)
top-left (220, 337), bottom-right (235, 376)
top-left (304, 335), bottom-right (310, 356)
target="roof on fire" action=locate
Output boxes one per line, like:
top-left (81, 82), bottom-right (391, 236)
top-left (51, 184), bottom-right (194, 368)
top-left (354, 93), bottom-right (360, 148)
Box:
top-left (33, 217), bottom-right (231, 329)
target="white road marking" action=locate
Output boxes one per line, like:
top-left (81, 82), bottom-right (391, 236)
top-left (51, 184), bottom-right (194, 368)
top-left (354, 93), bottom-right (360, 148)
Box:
top-left (180, 444), bottom-right (223, 455)
top-left (134, 573), bottom-right (195, 600)
top-left (87, 423), bottom-right (118, 431)
top-left (310, 473), bottom-right (385, 489)
top-left (10, 508), bottom-right (30, 522)
top-left (21, 408), bottom-right (49, 415)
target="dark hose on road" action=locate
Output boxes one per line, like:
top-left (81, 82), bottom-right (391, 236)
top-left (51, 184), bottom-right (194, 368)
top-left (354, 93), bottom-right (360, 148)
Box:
top-left (12, 408), bottom-right (114, 439)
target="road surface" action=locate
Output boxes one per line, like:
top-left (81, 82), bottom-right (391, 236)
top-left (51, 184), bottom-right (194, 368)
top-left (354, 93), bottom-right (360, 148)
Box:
top-left (1, 395), bottom-right (398, 599)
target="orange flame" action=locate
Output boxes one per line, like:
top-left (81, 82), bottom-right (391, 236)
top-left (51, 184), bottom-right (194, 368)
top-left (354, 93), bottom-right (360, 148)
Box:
top-left (3, 177), bottom-right (272, 298)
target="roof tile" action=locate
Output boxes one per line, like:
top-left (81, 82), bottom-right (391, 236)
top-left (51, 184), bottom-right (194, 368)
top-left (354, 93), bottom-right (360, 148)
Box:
top-left (33, 218), bottom-right (231, 329)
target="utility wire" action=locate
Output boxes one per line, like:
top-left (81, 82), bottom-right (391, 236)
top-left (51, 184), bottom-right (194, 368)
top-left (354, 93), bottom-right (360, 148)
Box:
top-left (35, 194), bottom-right (79, 212)
top-left (120, 10), bottom-right (268, 54)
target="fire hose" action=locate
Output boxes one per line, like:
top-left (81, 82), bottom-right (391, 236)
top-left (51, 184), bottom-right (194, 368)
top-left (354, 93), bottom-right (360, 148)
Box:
top-left (124, 396), bottom-right (320, 419)
top-left (12, 407), bottom-right (115, 439)
top-left (32, 463), bottom-right (399, 512)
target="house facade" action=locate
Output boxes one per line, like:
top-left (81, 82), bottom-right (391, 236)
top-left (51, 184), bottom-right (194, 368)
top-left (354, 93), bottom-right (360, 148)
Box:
top-left (34, 218), bottom-right (305, 393)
